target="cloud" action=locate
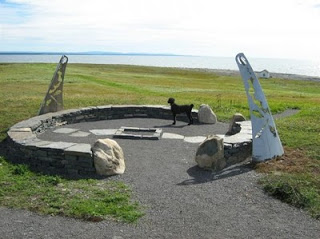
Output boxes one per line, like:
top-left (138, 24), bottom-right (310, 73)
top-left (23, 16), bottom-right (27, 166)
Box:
top-left (1, 0), bottom-right (320, 60)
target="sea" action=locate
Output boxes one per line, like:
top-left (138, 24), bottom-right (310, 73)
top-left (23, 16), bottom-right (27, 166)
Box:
top-left (1, 54), bottom-right (320, 78)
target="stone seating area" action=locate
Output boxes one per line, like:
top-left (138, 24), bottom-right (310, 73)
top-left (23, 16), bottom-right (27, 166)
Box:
top-left (6, 105), bottom-right (252, 178)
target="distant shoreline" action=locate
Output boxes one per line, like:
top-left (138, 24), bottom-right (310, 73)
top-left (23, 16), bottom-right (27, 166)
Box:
top-left (1, 54), bottom-right (319, 81)
top-left (0, 52), bottom-right (184, 57)
top-left (183, 68), bottom-right (320, 82)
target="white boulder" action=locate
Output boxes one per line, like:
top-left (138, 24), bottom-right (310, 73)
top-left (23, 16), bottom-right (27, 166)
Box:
top-left (198, 104), bottom-right (217, 124)
top-left (92, 138), bottom-right (125, 176)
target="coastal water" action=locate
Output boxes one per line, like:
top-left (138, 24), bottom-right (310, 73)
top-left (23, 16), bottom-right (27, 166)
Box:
top-left (1, 54), bottom-right (320, 77)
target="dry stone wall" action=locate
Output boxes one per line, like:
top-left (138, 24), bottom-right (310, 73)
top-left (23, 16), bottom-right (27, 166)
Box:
top-left (6, 105), bottom-right (251, 178)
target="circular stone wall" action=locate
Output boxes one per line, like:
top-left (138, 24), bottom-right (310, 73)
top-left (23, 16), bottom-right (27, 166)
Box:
top-left (6, 105), bottom-right (252, 178)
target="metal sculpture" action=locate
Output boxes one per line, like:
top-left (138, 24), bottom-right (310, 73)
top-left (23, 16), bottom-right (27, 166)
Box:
top-left (235, 53), bottom-right (284, 162)
top-left (38, 55), bottom-right (68, 115)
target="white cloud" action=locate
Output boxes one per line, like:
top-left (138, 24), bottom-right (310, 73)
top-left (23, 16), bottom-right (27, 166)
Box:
top-left (1, 0), bottom-right (320, 60)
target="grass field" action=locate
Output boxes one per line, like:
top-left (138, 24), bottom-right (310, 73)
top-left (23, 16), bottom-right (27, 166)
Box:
top-left (0, 63), bottom-right (319, 220)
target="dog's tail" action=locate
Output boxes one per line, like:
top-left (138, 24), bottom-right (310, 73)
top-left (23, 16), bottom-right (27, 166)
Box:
top-left (190, 104), bottom-right (194, 108)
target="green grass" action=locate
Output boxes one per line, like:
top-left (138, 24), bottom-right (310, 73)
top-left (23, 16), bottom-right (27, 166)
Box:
top-left (256, 148), bottom-right (320, 219)
top-left (260, 173), bottom-right (320, 219)
top-left (0, 157), bottom-right (143, 222)
top-left (0, 63), bottom-right (319, 220)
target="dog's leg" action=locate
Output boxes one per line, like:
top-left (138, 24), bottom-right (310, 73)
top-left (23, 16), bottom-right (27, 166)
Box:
top-left (187, 112), bottom-right (193, 125)
top-left (172, 113), bottom-right (176, 125)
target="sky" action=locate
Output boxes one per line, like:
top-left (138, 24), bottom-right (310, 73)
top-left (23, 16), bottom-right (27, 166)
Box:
top-left (1, 0), bottom-right (320, 60)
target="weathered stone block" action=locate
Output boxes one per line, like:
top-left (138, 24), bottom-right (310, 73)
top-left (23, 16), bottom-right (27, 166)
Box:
top-left (195, 135), bottom-right (226, 171)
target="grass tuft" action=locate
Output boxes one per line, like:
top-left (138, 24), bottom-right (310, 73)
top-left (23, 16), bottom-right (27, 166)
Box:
top-left (256, 148), bottom-right (320, 219)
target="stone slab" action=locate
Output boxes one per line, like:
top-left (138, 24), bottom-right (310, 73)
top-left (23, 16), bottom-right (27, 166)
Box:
top-left (113, 127), bottom-right (162, 140)
top-left (16, 136), bottom-right (39, 145)
top-left (69, 131), bottom-right (91, 137)
top-left (90, 129), bottom-right (117, 136)
top-left (10, 118), bottom-right (42, 130)
top-left (9, 127), bottom-right (32, 132)
top-left (97, 105), bottom-right (112, 110)
top-left (238, 121), bottom-right (252, 127)
top-left (223, 134), bottom-right (252, 144)
top-left (37, 141), bottom-right (76, 150)
top-left (162, 133), bottom-right (185, 139)
top-left (53, 128), bottom-right (79, 134)
top-left (25, 140), bottom-right (52, 148)
top-left (65, 143), bottom-right (92, 156)
top-left (216, 134), bottom-right (225, 138)
top-left (240, 129), bottom-right (252, 134)
top-left (184, 136), bottom-right (206, 144)
top-left (7, 131), bottom-right (35, 141)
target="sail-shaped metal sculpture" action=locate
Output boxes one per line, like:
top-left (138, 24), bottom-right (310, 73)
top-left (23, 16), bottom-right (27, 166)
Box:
top-left (38, 55), bottom-right (68, 115)
top-left (235, 53), bottom-right (284, 162)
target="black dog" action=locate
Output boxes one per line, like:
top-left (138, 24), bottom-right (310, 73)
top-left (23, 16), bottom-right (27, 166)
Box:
top-left (167, 98), bottom-right (194, 125)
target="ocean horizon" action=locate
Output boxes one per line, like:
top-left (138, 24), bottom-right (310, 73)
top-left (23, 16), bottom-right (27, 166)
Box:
top-left (1, 53), bottom-right (320, 78)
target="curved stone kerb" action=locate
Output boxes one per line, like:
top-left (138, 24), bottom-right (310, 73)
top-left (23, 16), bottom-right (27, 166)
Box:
top-left (6, 105), bottom-right (252, 177)
top-left (6, 105), bottom-right (199, 177)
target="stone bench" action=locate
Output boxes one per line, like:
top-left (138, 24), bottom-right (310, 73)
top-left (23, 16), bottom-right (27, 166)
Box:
top-left (6, 105), bottom-right (252, 178)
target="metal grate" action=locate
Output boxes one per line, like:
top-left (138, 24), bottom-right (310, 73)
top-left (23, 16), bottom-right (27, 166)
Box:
top-left (113, 127), bottom-right (162, 140)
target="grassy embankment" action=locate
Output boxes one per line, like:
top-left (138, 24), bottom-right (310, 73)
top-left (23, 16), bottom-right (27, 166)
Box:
top-left (0, 63), bottom-right (319, 220)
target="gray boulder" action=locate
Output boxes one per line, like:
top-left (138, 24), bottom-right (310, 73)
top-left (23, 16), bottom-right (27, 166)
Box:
top-left (195, 135), bottom-right (226, 171)
top-left (92, 138), bottom-right (125, 176)
top-left (198, 104), bottom-right (217, 124)
top-left (227, 113), bottom-right (246, 135)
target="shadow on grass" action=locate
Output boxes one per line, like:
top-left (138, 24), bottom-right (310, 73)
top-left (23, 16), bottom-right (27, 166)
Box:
top-left (178, 161), bottom-right (254, 186)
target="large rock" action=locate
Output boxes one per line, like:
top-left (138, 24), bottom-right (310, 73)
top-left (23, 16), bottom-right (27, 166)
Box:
top-left (92, 139), bottom-right (125, 176)
top-left (227, 113), bottom-right (246, 135)
top-left (195, 135), bottom-right (226, 171)
top-left (198, 104), bottom-right (217, 124)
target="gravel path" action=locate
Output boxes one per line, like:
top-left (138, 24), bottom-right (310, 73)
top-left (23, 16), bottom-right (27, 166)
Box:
top-left (1, 116), bottom-right (319, 239)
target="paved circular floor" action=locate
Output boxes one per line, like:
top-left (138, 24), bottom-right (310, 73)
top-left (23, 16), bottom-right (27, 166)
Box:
top-left (38, 118), bottom-right (230, 145)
